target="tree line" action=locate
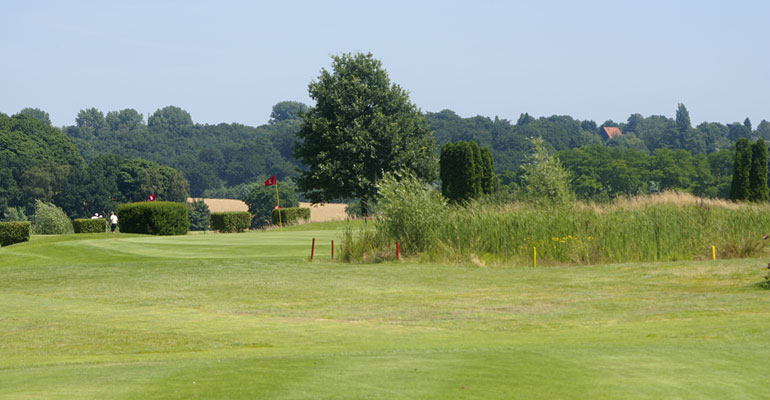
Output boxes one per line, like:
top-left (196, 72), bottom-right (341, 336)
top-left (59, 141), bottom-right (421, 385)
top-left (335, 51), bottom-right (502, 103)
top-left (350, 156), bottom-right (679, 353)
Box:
top-left (4, 52), bottom-right (770, 221)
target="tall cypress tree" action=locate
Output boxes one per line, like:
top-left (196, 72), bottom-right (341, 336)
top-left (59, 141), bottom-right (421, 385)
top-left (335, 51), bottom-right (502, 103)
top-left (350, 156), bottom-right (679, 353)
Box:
top-left (749, 138), bottom-right (769, 202)
top-left (440, 140), bottom-right (495, 202)
top-left (479, 147), bottom-right (497, 194)
top-left (730, 138), bottom-right (752, 201)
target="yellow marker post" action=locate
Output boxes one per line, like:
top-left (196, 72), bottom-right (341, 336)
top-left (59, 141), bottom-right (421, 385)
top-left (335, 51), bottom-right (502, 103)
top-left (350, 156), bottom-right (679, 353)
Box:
top-left (275, 180), bottom-right (283, 230)
top-left (711, 245), bottom-right (716, 260)
top-left (533, 247), bottom-right (537, 268)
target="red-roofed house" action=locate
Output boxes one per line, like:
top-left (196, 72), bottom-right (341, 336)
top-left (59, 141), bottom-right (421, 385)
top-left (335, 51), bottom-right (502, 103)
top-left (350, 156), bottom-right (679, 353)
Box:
top-left (601, 126), bottom-right (622, 140)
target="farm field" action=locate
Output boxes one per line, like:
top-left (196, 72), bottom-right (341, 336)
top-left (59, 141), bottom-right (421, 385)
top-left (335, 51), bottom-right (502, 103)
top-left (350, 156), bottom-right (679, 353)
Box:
top-left (1, 221), bottom-right (768, 399)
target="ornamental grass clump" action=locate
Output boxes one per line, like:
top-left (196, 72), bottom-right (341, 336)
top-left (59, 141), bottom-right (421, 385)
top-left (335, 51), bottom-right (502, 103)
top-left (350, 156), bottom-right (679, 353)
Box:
top-left (31, 200), bottom-right (73, 235)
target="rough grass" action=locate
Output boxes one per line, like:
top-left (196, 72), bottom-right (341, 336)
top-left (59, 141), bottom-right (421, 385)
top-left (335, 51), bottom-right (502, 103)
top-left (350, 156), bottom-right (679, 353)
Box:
top-left (347, 191), bottom-right (770, 264)
top-left (1, 224), bottom-right (769, 399)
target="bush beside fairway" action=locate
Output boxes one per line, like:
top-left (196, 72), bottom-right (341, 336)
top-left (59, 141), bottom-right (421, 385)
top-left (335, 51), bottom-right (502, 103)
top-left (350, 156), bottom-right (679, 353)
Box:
top-left (0, 222), bottom-right (769, 399)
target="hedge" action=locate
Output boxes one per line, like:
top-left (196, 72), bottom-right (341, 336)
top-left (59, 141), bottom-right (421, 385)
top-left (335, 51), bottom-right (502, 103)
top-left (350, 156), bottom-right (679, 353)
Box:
top-left (0, 221), bottom-right (31, 246)
top-left (73, 218), bottom-right (107, 233)
top-left (210, 212), bottom-right (250, 233)
top-left (117, 201), bottom-right (189, 235)
top-left (272, 207), bottom-right (310, 226)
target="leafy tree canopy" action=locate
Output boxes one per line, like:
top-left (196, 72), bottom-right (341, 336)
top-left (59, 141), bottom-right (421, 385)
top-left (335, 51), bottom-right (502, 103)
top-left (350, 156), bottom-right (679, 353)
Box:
top-left (294, 52), bottom-right (437, 215)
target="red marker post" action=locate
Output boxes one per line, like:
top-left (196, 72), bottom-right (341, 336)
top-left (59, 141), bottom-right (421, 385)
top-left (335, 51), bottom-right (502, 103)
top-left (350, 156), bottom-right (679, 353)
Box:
top-left (396, 242), bottom-right (400, 261)
top-left (331, 240), bottom-right (334, 260)
top-left (310, 237), bottom-right (315, 260)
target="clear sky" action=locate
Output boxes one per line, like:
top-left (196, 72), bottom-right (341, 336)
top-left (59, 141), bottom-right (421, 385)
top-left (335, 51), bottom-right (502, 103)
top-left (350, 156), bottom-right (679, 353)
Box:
top-left (2, 0), bottom-right (768, 128)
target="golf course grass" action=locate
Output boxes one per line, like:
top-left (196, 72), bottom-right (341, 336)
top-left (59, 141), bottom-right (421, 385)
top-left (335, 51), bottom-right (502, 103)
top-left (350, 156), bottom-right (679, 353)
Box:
top-left (1, 221), bottom-right (768, 399)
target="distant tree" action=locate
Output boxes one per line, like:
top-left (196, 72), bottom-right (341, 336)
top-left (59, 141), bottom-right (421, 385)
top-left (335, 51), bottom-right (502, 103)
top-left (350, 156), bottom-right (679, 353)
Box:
top-left (675, 103), bottom-right (691, 133)
top-left (757, 120), bottom-right (770, 141)
top-left (730, 138), bottom-right (752, 201)
top-left (580, 120), bottom-right (597, 133)
top-left (516, 113), bottom-right (535, 126)
top-left (748, 138), bottom-right (768, 202)
top-left (148, 106), bottom-right (193, 133)
top-left (18, 108), bottom-right (51, 126)
top-left (744, 117), bottom-right (752, 132)
top-left (625, 114), bottom-right (643, 134)
top-left (728, 122), bottom-right (752, 142)
top-left (294, 52), bottom-right (436, 216)
top-left (106, 109), bottom-right (143, 131)
top-left (75, 108), bottom-right (107, 139)
top-left (269, 101), bottom-right (309, 124)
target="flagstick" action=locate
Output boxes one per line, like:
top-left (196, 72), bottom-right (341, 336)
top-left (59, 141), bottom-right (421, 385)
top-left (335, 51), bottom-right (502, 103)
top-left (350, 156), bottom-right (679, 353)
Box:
top-left (275, 179), bottom-right (283, 230)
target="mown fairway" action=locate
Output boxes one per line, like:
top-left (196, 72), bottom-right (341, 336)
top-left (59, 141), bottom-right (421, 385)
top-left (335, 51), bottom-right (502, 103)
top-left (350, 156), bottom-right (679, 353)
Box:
top-left (1, 222), bottom-right (768, 399)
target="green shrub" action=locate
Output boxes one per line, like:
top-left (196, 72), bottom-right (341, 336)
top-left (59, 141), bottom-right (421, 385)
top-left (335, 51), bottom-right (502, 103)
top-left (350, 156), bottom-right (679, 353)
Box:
top-left (210, 212), bottom-right (250, 233)
top-left (73, 218), bottom-right (108, 233)
top-left (0, 221), bottom-right (31, 246)
top-left (271, 207), bottom-right (310, 226)
top-left (117, 201), bottom-right (189, 235)
top-left (32, 200), bottom-right (73, 234)
top-left (187, 199), bottom-right (211, 231)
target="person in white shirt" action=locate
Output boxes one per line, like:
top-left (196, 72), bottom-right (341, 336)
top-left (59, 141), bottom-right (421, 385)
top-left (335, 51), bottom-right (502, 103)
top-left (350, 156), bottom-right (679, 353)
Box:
top-left (109, 212), bottom-right (118, 233)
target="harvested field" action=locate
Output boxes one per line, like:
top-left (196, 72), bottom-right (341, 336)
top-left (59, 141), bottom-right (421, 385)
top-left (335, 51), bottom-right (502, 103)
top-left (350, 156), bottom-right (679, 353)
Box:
top-left (187, 199), bottom-right (348, 222)
top-left (187, 198), bottom-right (248, 213)
top-left (299, 202), bottom-right (349, 222)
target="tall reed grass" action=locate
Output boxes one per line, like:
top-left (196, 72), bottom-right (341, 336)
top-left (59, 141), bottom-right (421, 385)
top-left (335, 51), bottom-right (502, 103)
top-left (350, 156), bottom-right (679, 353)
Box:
top-left (341, 176), bottom-right (770, 265)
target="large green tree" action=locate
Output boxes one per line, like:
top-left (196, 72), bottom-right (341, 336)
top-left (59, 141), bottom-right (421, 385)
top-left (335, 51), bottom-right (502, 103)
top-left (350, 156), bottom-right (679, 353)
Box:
top-left (294, 52), bottom-right (437, 215)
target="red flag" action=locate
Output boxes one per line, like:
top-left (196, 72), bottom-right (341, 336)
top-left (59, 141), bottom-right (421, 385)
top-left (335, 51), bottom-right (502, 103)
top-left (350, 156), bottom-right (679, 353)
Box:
top-left (147, 194), bottom-right (156, 202)
top-left (264, 176), bottom-right (276, 186)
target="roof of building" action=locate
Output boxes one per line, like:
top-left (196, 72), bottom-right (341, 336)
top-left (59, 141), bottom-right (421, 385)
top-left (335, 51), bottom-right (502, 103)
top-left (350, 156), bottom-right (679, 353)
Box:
top-left (602, 126), bottom-right (622, 139)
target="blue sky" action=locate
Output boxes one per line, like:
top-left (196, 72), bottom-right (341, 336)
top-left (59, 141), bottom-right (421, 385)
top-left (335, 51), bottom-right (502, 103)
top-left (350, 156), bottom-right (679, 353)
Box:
top-left (2, 0), bottom-right (768, 128)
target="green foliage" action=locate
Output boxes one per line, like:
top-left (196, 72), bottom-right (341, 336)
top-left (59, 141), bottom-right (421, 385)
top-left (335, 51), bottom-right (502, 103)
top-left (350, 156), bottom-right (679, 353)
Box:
top-left (18, 107), bottom-right (51, 126)
top-left (345, 199), bottom-right (378, 218)
top-left (243, 180), bottom-right (298, 228)
top-left (210, 212), bottom-right (250, 233)
top-left (64, 105), bottom-right (296, 197)
top-left (271, 207), bottom-right (310, 226)
top-left (0, 114), bottom-right (84, 215)
top-left (32, 200), bottom-right (73, 235)
top-left (269, 101), bottom-right (308, 124)
top-left (117, 201), bottom-right (189, 235)
top-left (73, 218), bottom-right (107, 233)
top-left (748, 139), bottom-right (768, 202)
top-left (1, 206), bottom-right (27, 222)
top-left (519, 137), bottom-right (574, 206)
top-left (148, 106), bottom-right (193, 132)
top-left (294, 52), bottom-right (437, 216)
top-left (187, 199), bottom-right (211, 231)
top-left (730, 138), bottom-right (752, 201)
top-left (0, 221), bottom-right (30, 246)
